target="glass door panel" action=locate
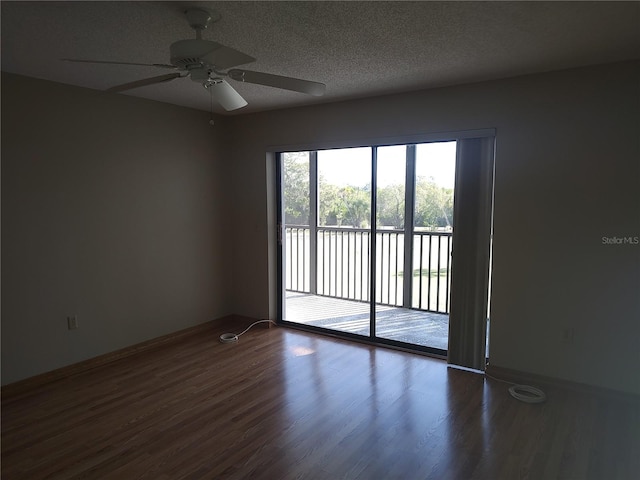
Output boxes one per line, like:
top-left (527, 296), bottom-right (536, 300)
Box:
top-left (374, 145), bottom-right (408, 341)
top-left (409, 141), bottom-right (456, 350)
top-left (283, 147), bottom-right (372, 337)
top-left (281, 152), bottom-right (310, 294)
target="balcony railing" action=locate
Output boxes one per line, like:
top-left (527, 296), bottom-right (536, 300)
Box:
top-left (285, 226), bottom-right (452, 314)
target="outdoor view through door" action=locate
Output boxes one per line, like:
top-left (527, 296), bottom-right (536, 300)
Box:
top-left (280, 142), bottom-right (457, 354)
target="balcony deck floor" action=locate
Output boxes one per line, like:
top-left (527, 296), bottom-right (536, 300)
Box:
top-left (284, 291), bottom-right (449, 351)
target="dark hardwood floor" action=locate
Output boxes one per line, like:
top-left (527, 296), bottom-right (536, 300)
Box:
top-left (2, 318), bottom-right (639, 479)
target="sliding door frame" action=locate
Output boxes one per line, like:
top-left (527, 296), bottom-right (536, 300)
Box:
top-left (369, 147), bottom-right (378, 339)
top-left (273, 129), bottom-right (496, 358)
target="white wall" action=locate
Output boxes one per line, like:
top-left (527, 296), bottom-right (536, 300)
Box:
top-left (1, 73), bottom-right (233, 384)
top-left (3, 62), bottom-right (638, 395)
top-left (226, 61), bottom-right (640, 395)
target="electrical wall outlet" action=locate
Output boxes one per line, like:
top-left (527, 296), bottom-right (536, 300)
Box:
top-left (67, 315), bottom-right (78, 330)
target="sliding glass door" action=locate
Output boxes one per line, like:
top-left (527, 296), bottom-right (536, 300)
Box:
top-left (374, 143), bottom-right (456, 350)
top-left (315, 147), bottom-right (372, 336)
top-left (281, 148), bottom-right (372, 338)
top-left (278, 137), bottom-right (489, 358)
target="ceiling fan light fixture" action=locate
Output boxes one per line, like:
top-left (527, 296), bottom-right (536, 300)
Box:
top-left (205, 79), bottom-right (248, 111)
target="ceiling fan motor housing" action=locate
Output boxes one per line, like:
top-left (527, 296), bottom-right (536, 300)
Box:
top-left (170, 39), bottom-right (218, 69)
top-left (185, 8), bottom-right (213, 31)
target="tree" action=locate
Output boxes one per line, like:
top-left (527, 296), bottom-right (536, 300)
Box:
top-left (414, 176), bottom-right (454, 229)
top-left (319, 182), bottom-right (344, 226)
top-left (319, 182), bottom-right (370, 228)
top-left (341, 185), bottom-right (370, 228)
top-left (377, 184), bottom-right (405, 228)
top-left (284, 159), bottom-right (454, 230)
top-left (283, 153), bottom-right (310, 225)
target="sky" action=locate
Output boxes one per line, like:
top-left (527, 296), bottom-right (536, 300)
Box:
top-left (317, 141), bottom-right (456, 189)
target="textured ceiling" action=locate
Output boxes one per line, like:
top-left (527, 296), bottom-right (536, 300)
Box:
top-left (2, 1), bottom-right (639, 115)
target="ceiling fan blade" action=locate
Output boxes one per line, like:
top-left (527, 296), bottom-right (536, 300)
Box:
top-left (201, 44), bottom-right (256, 70)
top-left (207, 79), bottom-right (248, 111)
top-left (106, 73), bottom-right (182, 93)
top-left (62, 58), bottom-right (176, 69)
top-left (228, 69), bottom-right (326, 96)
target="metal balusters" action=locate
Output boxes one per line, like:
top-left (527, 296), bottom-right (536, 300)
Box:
top-left (394, 233), bottom-right (400, 305)
top-left (418, 235), bottom-right (424, 309)
top-left (445, 235), bottom-right (451, 313)
top-left (427, 234), bottom-right (432, 311)
top-left (386, 233), bottom-right (391, 304)
top-left (284, 226), bottom-right (452, 313)
top-left (436, 235), bottom-right (442, 312)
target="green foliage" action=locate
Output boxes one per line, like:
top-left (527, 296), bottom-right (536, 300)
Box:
top-left (414, 176), bottom-right (454, 229)
top-left (283, 157), bottom-right (454, 230)
top-left (377, 184), bottom-right (405, 228)
top-left (283, 153), bottom-right (310, 225)
top-left (319, 182), bottom-right (370, 228)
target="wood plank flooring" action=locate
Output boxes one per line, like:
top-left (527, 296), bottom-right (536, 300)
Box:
top-left (2, 317), bottom-right (639, 479)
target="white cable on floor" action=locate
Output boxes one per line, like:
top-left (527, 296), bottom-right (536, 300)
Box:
top-left (219, 319), bottom-right (277, 343)
top-left (484, 372), bottom-right (547, 403)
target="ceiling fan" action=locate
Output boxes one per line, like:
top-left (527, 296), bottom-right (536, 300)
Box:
top-left (61, 8), bottom-right (326, 111)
